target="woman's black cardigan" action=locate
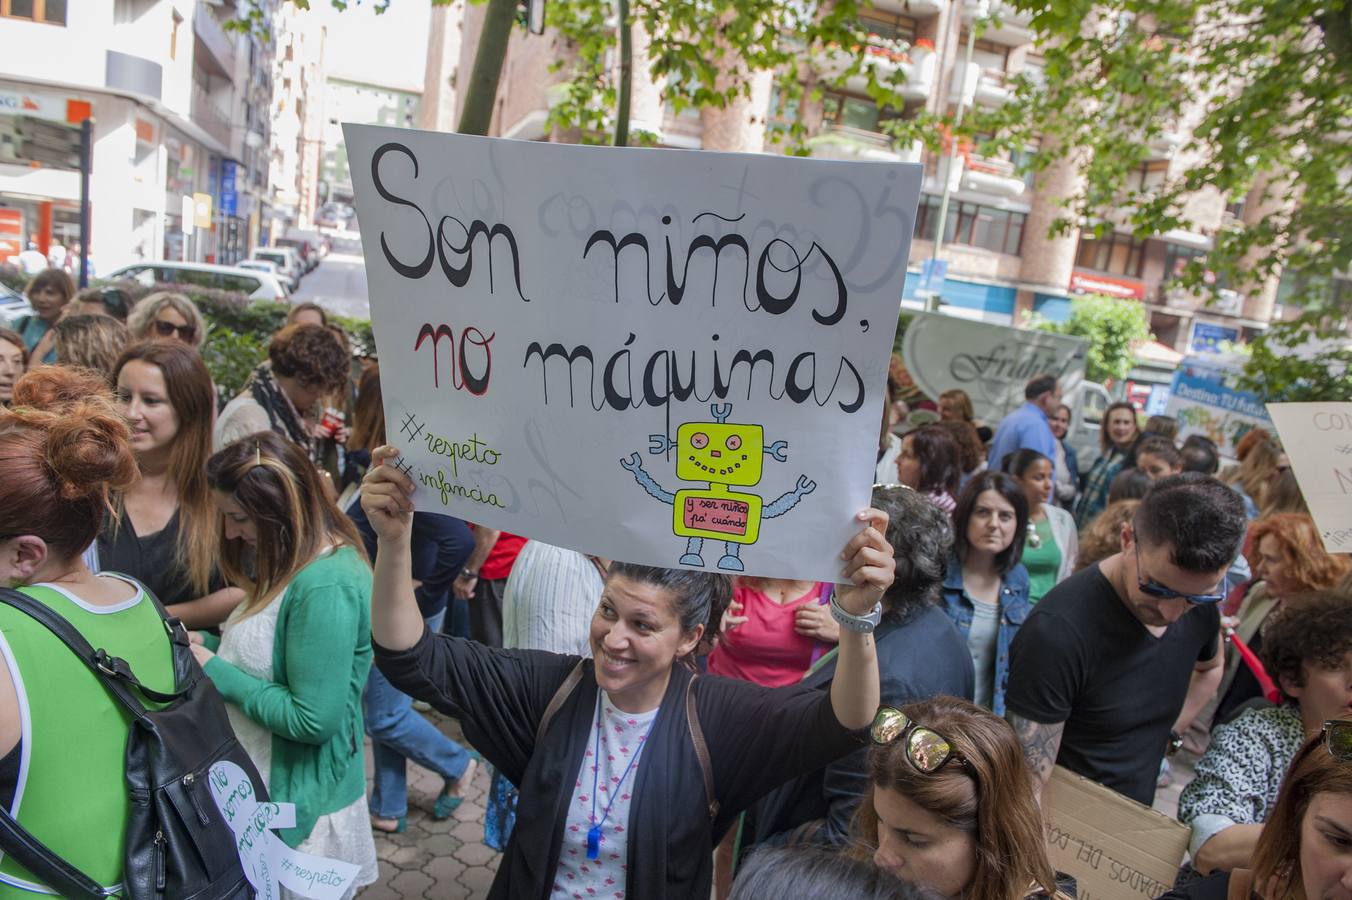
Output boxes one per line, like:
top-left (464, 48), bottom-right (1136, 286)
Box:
top-left (375, 629), bottom-right (866, 899)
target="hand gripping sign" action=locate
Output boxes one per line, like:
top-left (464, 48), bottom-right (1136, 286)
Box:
top-left (208, 760), bottom-right (360, 900)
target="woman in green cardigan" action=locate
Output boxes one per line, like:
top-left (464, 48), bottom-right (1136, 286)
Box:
top-left (191, 430), bottom-right (378, 896)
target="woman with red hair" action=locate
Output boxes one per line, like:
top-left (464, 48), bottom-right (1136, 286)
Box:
top-left (1215, 513), bottom-right (1351, 724)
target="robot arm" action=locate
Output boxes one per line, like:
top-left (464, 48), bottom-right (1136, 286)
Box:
top-left (764, 474), bottom-right (817, 518)
top-left (621, 452), bottom-right (675, 505)
top-left (763, 440), bottom-right (788, 462)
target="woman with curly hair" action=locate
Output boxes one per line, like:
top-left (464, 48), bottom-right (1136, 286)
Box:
top-left (1214, 514), bottom-right (1352, 724)
top-left (52, 314), bottom-right (130, 384)
top-left (215, 322), bottom-right (350, 464)
top-left (1074, 500), bottom-right (1140, 572)
top-left (854, 696), bottom-right (1064, 900)
top-left (1180, 592), bottom-right (1352, 878)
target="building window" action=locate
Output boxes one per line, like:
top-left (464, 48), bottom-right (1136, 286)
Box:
top-left (1074, 232), bottom-right (1147, 277)
top-left (2, 0), bottom-right (65, 23)
top-left (858, 10), bottom-right (918, 43)
top-left (914, 195), bottom-right (1026, 256)
top-left (1125, 160), bottom-right (1170, 194)
top-left (821, 91), bottom-right (903, 133)
top-left (958, 37), bottom-right (1009, 72)
top-left (1163, 242), bottom-right (1207, 283)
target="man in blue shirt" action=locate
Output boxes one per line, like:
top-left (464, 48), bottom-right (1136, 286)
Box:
top-left (987, 373), bottom-right (1061, 477)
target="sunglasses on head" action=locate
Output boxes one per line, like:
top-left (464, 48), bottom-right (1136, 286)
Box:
top-left (1132, 541), bottom-right (1227, 605)
top-left (1325, 720), bottom-right (1352, 761)
top-left (870, 707), bottom-right (966, 774)
top-left (153, 319), bottom-right (196, 341)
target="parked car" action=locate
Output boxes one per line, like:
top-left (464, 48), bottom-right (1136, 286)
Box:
top-left (237, 259), bottom-right (286, 281)
top-left (275, 237), bottom-right (318, 273)
top-left (249, 248), bottom-right (302, 292)
top-left (0, 282), bottom-right (32, 326)
top-left (105, 261), bottom-right (288, 302)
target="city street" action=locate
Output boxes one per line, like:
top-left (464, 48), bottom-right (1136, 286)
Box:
top-left (292, 234), bottom-right (371, 319)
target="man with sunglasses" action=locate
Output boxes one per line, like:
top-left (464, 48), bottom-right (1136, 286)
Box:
top-left (1005, 473), bottom-right (1246, 806)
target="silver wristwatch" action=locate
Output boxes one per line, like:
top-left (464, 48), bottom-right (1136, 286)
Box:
top-left (829, 589), bottom-right (883, 633)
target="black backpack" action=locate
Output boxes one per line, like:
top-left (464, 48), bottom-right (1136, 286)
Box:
top-left (0, 586), bottom-right (265, 899)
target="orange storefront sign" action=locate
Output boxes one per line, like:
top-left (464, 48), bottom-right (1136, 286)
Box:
top-left (1069, 270), bottom-right (1147, 301)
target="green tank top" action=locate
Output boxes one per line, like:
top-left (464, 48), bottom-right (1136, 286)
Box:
top-left (0, 580), bottom-right (175, 896)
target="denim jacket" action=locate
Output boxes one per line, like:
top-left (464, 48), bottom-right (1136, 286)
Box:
top-left (940, 553), bottom-right (1031, 717)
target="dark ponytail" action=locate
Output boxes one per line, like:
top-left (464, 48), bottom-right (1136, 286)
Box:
top-left (605, 563), bottom-right (733, 660)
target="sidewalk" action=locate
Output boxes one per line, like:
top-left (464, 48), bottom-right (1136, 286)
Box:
top-left (360, 709), bottom-right (501, 898)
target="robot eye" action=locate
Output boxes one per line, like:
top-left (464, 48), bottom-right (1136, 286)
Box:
top-left (725, 435), bottom-right (742, 451)
top-left (690, 432), bottom-right (709, 449)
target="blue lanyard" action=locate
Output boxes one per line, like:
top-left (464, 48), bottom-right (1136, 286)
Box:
top-left (586, 695), bottom-right (654, 861)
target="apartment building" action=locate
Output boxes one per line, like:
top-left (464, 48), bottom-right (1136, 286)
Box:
top-left (452, 0), bottom-right (1280, 352)
top-left (0, 0), bottom-right (276, 269)
top-left (269, 2), bottom-right (326, 233)
top-left (319, 76), bottom-right (420, 207)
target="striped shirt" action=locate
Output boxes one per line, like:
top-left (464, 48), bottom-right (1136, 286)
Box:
top-left (502, 540), bottom-right (604, 655)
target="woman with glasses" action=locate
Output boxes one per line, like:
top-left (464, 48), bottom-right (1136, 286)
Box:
top-left (1162, 722), bottom-right (1352, 900)
top-left (1180, 594), bottom-right (1352, 880)
top-left (126, 290), bottom-right (206, 348)
top-left (855, 696), bottom-right (1064, 900)
top-left (360, 445), bottom-right (893, 899)
top-left (1002, 450), bottom-right (1077, 604)
top-left (99, 341), bottom-right (245, 627)
top-left (941, 472), bottom-right (1031, 715)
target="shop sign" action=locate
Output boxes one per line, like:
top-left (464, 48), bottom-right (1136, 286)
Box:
top-left (1069, 270), bottom-right (1146, 301)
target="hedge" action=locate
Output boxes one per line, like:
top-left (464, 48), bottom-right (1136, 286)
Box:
top-left (0, 264), bottom-right (376, 397)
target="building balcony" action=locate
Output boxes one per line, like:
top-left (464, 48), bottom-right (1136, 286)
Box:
top-left (807, 126), bottom-right (924, 164)
top-left (190, 82), bottom-right (233, 148)
top-left (961, 0), bottom-right (1033, 45)
top-left (961, 154), bottom-right (1027, 197)
top-left (949, 63), bottom-right (1015, 107)
top-left (193, 1), bottom-right (236, 80)
top-left (818, 42), bottom-right (935, 101)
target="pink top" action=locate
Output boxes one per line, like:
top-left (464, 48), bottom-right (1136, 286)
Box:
top-left (707, 582), bottom-right (829, 687)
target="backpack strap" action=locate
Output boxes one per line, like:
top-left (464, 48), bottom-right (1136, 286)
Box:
top-left (535, 659), bottom-right (586, 744)
top-left (0, 588), bottom-right (191, 716)
top-left (0, 811), bottom-right (112, 898)
top-left (1227, 868), bottom-right (1255, 900)
top-left (686, 676), bottom-right (718, 821)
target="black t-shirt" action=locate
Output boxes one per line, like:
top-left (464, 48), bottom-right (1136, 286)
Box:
top-left (1005, 562), bottom-right (1220, 805)
top-left (97, 508), bottom-right (223, 608)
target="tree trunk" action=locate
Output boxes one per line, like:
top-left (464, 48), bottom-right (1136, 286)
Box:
top-left (457, 0), bottom-right (517, 135)
top-left (614, 0), bottom-right (632, 146)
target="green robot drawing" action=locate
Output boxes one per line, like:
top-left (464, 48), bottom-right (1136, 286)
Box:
top-left (621, 403), bottom-right (816, 571)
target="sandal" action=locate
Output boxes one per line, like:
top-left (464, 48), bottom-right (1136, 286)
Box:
top-left (433, 755), bottom-right (479, 820)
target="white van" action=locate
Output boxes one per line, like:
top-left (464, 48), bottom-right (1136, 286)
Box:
top-left (250, 247), bottom-right (302, 292)
top-left (106, 261), bottom-right (288, 301)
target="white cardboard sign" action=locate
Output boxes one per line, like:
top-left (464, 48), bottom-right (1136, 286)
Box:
top-left (208, 761), bottom-right (360, 900)
top-left (1265, 402), bottom-right (1352, 552)
top-left (345, 125), bottom-right (921, 581)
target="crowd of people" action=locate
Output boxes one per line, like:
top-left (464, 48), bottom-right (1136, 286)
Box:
top-left (0, 266), bottom-right (1348, 900)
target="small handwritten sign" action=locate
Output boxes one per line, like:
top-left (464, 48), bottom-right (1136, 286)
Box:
top-left (1266, 403), bottom-right (1352, 552)
top-left (1043, 766), bottom-right (1188, 900)
top-left (345, 126), bottom-right (921, 580)
top-left (207, 761), bottom-right (360, 900)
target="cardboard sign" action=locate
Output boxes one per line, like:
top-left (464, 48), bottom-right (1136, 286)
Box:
top-left (344, 125), bottom-right (921, 581)
top-left (1265, 402), bottom-right (1352, 552)
top-left (1043, 766), bottom-right (1189, 900)
top-left (1165, 369), bottom-right (1272, 459)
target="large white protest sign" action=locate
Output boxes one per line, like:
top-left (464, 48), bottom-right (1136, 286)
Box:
top-left (345, 126), bottom-right (921, 581)
top-left (1265, 403), bottom-right (1352, 552)
top-left (208, 760), bottom-right (360, 900)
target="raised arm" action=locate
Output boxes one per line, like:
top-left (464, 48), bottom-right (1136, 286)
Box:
top-left (829, 507), bottom-right (892, 730)
top-left (1007, 713), bottom-right (1065, 802)
top-left (361, 445), bottom-right (429, 651)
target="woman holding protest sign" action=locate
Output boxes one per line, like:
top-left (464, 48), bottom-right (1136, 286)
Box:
top-left (360, 444), bottom-right (891, 900)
